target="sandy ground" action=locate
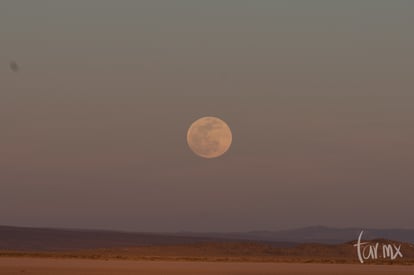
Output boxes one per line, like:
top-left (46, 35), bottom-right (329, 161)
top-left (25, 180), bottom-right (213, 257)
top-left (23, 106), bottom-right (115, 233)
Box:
top-left (0, 257), bottom-right (413, 275)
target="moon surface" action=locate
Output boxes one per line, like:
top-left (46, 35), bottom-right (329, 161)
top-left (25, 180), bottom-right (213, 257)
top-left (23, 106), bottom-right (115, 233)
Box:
top-left (187, 116), bottom-right (232, 159)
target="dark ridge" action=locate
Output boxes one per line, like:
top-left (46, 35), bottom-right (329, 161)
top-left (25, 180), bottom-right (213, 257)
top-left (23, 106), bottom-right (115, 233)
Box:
top-left (0, 225), bottom-right (214, 251)
top-left (1, 225), bottom-right (413, 252)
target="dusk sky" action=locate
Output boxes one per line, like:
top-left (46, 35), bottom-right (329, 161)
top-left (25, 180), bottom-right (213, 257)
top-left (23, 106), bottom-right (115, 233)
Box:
top-left (1, 1), bottom-right (413, 231)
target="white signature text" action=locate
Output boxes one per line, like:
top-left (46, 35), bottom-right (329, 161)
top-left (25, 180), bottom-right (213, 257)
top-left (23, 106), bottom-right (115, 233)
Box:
top-left (353, 230), bottom-right (403, 263)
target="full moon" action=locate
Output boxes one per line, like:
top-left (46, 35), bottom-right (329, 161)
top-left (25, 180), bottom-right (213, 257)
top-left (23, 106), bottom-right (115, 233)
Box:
top-left (187, 116), bottom-right (232, 159)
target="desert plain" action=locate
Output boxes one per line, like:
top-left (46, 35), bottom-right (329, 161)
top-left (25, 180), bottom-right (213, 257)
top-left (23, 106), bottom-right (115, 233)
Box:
top-left (1, 226), bottom-right (413, 274)
top-left (1, 257), bottom-right (414, 275)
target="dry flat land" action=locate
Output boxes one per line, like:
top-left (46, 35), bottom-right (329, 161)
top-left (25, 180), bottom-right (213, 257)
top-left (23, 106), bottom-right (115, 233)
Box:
top-left (2, 241), bottom-right (413, 264)
top-left (1, 226), bottom-right (413, 273)
top-left (0, 257), bottom-right (413, 275)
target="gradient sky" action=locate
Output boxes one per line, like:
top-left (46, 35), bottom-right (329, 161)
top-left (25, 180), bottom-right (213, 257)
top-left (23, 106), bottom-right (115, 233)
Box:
top-left (1, 1), bottom-right (413, 231)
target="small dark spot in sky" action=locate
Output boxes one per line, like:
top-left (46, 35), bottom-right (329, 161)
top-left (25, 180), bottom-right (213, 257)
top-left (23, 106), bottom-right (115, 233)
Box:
top-left (9, 61), bottom-right (19, 72)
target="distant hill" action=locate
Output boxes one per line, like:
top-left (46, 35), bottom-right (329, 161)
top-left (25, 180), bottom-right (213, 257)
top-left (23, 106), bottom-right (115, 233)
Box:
top-left (0, 225), bottom-right (214, 251)
top-left (0, 225), bottom-right (413, 252)
top-left (177, 226), bottom-right (414, 244)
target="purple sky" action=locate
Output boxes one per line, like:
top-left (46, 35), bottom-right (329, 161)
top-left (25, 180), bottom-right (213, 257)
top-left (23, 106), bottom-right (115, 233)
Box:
top-left (1, 1), bottom-right (413, 231)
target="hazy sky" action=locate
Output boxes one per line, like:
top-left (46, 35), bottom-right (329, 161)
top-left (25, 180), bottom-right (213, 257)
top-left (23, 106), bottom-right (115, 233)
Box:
top-left (1, 1), bottom-right (413, 231)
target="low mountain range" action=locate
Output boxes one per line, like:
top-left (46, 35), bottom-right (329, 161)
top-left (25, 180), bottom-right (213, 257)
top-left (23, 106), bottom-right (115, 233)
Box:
top-left (1, 225), bottom-right (413, 251)
top-left (177, 226), bottom-right (414, 244)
